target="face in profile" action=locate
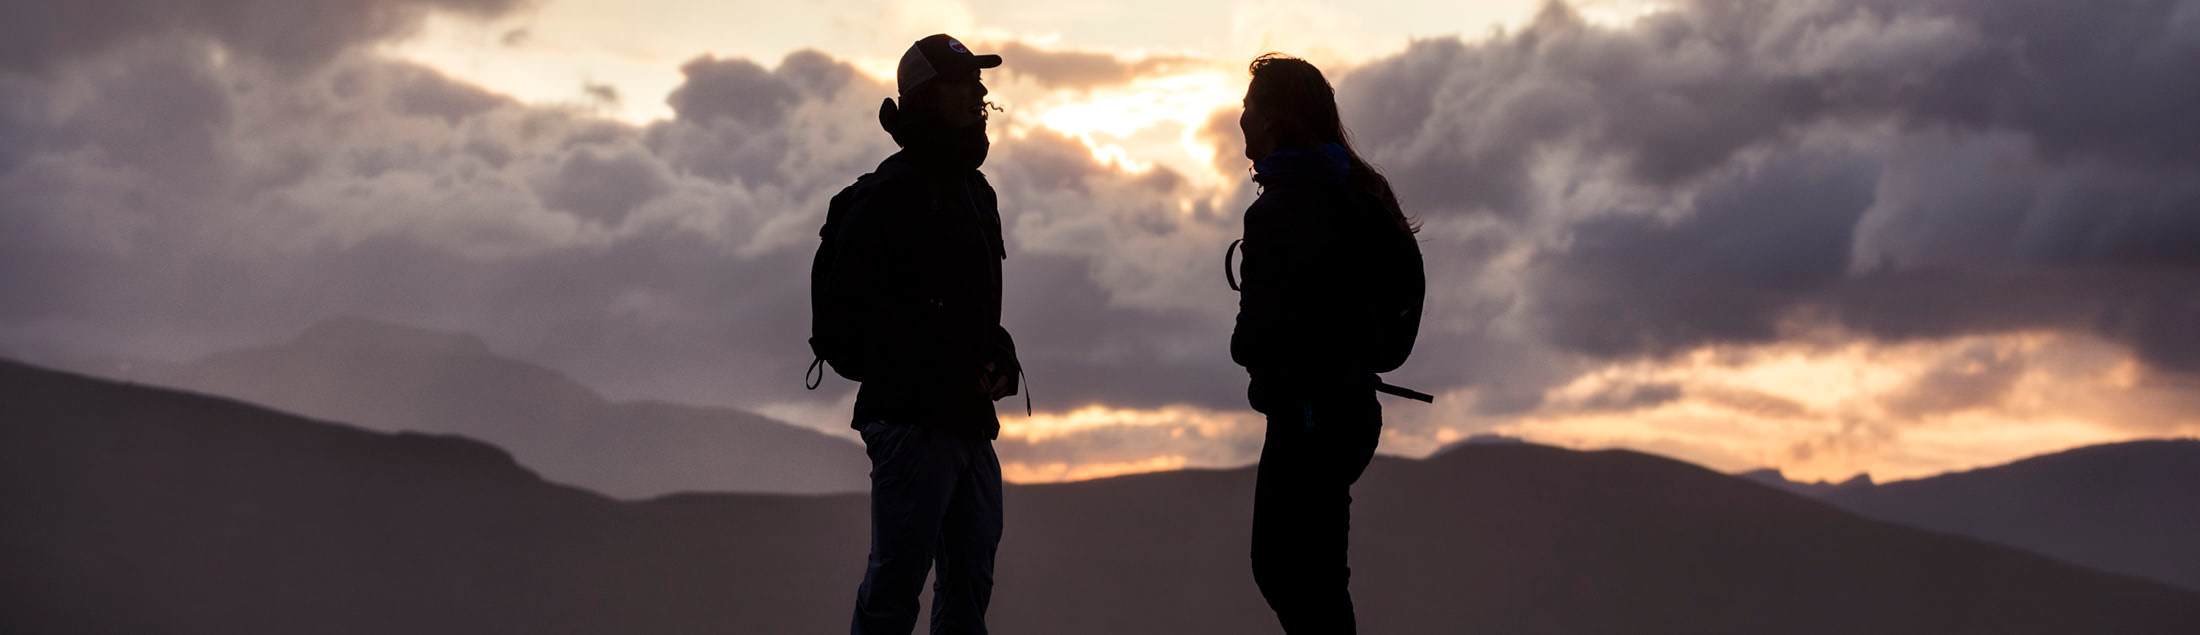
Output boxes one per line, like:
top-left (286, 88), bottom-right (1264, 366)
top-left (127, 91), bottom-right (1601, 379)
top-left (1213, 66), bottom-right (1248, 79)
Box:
top-left (1240, 93), bottom-right (1275, 162)
top-left (922, 69), bottom-right (990, 128)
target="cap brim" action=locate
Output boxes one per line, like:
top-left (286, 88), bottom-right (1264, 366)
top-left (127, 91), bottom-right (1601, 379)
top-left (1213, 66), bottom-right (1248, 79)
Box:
top-left (973, 54), bottom-right (1002, 69)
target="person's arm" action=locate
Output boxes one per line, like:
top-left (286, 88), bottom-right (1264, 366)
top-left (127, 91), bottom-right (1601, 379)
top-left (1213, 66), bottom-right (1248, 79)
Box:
top-left (981, 325), bottom-right (1020, 400)
top-left (1232, 195), bottom-right (1300, 370)
top-left (969, 175), bottom-right (1019, 401)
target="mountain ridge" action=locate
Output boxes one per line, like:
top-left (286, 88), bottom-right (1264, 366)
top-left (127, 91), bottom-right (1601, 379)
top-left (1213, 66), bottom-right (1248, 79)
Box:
top-left (7, 357), bottom-right (2197, 634)
top-left (1819, 439), bottom-right (2200, 592)
top-left (142, 316), bottom-right (867, 498)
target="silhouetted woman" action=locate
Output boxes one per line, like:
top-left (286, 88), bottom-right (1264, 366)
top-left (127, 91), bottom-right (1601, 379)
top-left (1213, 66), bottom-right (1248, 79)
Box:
top-left (1230, 53), bottom-right (1418, 634)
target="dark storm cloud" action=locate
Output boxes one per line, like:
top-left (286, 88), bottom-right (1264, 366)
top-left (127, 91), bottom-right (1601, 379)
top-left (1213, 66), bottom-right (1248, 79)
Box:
top-left (1332, 0), bottom-right (2200, 377)
top-left (981, 129), bottom-right (1250, 411)
top-left (0, 24), bottom-right (1237, 420)
top-left (1002, 252), bottom-right (1242, 411)
top-left (1527, 150), bottom-right (1879, 357)
top-left (0, 39), bottom-right (800, 404)
top-left (1855, 134), bottom-right (2200, 272)
top-left (538, 146), bottom-right (672, 224)
top-left (0, 0), bottom-right (526, 74)
top-left (44, 41), bottom-right (236, 184)
top-left (664, 56), bottom-right (801, 127)
top-left (1906, 0), bottom-right (2200, 168)
top-left (1825, 267), bottom-right (2200, 373)
top-left (6, 0), bottom-right (2199, 462)
top-left (1339, 0), bottom-right (2200, 214)
top-left (644, 51), bottom-right (864, 189)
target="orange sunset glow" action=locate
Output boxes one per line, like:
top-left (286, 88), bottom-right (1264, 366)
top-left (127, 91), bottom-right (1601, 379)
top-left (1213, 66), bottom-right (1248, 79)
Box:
top-left (10, 0), bottom-right (2200, 631)
top-left (7, 0), bottom-right (2195, 489)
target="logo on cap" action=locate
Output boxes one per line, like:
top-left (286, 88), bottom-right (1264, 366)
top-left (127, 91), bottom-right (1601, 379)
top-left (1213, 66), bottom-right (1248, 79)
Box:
top-left (896, 34), bottom-right (1001, 96)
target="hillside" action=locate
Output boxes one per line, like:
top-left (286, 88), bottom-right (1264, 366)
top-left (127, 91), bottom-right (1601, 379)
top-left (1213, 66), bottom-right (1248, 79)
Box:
top-left (1820, 440), bottom-right (2200, 592)
top-left (146, 317), bottom-right (866, 497)
top-left (6, 358), bottom-right (2196, 634)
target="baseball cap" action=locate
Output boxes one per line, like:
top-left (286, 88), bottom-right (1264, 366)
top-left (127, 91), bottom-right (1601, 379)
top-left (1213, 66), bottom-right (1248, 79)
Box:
top-left (896, 34), bottom-right (1002, 95)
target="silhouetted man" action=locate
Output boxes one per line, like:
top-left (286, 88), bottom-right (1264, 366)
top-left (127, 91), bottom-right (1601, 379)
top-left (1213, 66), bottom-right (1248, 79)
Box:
top-left (813, 34), bottom-right (1019, 635)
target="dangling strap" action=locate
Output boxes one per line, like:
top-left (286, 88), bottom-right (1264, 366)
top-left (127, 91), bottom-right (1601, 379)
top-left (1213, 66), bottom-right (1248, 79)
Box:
top-left (1224, 238), bottom-right (1245, 292)
top-left (804, 357), bottom-right (827, 390)
top-left (1375, 380), bottom-right (1435, 403)
top-left (1020, 367), bottom-right (1032, 416)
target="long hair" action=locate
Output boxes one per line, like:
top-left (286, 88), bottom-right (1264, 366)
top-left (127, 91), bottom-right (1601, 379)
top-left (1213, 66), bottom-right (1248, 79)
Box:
top-left (1246, 54), bottom-right (1416, 234)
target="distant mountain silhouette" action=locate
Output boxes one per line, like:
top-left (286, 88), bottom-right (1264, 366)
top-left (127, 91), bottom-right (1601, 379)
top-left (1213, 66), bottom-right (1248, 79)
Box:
top-left (1430, 432), bottom-right (1530, 455)
top-left (1739, 467), bottom-right (1875, 497)
top-left (7, 358), bottom-right (2196, 634)
top-left (143, 317), bottom-right (865, 498)
top-left (1752, 440), bottom-right (2199, 593)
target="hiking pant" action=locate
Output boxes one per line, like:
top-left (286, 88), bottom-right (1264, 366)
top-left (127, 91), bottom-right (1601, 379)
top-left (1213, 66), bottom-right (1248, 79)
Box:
top-left (851, 419), bottom-right (1003, 635)
top-left (1251, 390), bottom-right (1382, 634)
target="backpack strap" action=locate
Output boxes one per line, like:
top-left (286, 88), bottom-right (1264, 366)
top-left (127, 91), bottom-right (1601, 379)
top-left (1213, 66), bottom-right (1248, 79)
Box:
top-left (1224, 238), bottom-right (1245, 292)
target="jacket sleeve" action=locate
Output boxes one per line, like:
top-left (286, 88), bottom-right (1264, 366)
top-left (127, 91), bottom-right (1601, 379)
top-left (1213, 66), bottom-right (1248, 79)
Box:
top-left (1232, 185), bottom-right (1353, 374)
top-left (1231, 196), bottom-right (1300, 370)
top-left (987, 324), bottom-right (1021, 397)
top-left (976, 178), bottom-right (1017, 373)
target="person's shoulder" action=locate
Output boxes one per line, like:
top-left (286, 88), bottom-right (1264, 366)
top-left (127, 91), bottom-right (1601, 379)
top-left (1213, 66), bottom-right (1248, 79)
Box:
top-left (1242, 192), bottom-right (1299, 240)
top-left (858, 153), bottom-right (924, 188)
top-left (1246, 181), bottom-right (1327, 220)
top-left (835, 155), bottom-right (924, 208)
top-left (966, 170), bottom-right (997, 205)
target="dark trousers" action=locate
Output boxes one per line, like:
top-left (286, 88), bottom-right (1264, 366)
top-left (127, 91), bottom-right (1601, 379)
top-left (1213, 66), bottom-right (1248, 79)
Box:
top-left (1251, 391), bottom-right (1382, 634)
top-left (851, 419), bottom-right (1003, 635)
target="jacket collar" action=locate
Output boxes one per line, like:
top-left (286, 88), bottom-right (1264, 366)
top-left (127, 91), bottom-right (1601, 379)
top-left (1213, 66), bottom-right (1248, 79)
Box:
top-left (1253, 143), bottom-right (1350, 187)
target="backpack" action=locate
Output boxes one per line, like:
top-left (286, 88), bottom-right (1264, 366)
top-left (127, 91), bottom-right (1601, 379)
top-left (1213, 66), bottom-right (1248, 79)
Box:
top-left (1225, 190), bottom-right (1431, 402)
top-left (805, 172), bottom-right (890, 390)
top-left (1362, 210), bottom-right (1425, 375)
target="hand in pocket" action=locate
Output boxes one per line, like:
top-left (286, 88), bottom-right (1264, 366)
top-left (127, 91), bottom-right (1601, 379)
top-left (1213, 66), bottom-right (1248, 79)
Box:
top-left (977, 361), bottom-right (1018, 401)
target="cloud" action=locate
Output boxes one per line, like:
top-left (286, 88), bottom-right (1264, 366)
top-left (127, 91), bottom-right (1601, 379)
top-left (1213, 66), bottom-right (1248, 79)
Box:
top-left (381, 62), bottom-right (516, 123)
top-left (1339, 0), bottom-right (2200, 207)
top-left (1306, 0), bottom-right (2200, 476)
top-left (664, 55), bottom-right (803, 127)
top-left (0, 29), bottom-right (1242, 423)
top-left (0, 0), bottom-right (527, 74)
top-left (4, 0), bottom-right (2199, 482)
top-left (1879, 342), bottom-right (2024, 418)
top-left (985, 41), bottom-right (1199, 90)
top-left (1333, 0), bottom-right (2200, 374)
top-left (537, 146), bottom-right (672, 225)
top-left (1526, 147), bottom-right (1879, 357)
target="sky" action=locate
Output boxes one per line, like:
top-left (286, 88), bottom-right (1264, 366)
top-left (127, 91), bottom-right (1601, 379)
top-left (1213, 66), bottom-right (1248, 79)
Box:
top-left (4, 0), bottom-right (2198, 485)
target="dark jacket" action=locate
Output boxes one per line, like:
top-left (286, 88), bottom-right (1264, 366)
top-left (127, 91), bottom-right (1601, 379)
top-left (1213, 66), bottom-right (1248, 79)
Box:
top-left (1231, 145), bottom-right (1385, 416)
top-left (826, 150), bottom-right (1017, 439)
